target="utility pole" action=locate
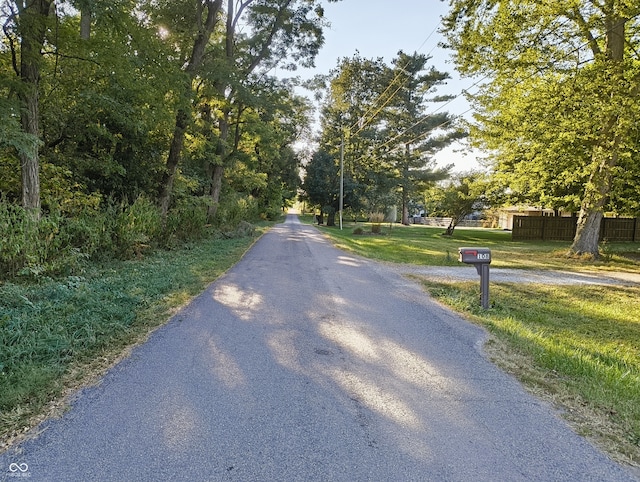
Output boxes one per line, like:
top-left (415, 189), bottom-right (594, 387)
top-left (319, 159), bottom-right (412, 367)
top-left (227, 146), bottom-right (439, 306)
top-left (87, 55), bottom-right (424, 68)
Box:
top-left (339, 130), bottom-right (344, 230)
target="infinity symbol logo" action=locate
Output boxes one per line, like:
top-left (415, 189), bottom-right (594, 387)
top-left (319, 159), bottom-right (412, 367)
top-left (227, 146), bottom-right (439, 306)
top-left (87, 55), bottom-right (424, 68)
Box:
top-left (9, 463), bottom-right (29, 473)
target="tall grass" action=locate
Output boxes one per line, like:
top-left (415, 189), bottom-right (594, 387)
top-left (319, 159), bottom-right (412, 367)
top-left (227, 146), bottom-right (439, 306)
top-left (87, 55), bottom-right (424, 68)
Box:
top-left (0, 202), bottom-right (83, 278)
top-left (368, 212), bottom-right (385, 234)
top-left (0, 228), bottom-right (264, 448)
top-left (165, 196), bottom-right (211, 243)
top-left (213, 193), bottom-right (260, 229)
top-left (113, 196), bottom-right (163, 257)
top-left (0, 196), bottom-right (260, 280)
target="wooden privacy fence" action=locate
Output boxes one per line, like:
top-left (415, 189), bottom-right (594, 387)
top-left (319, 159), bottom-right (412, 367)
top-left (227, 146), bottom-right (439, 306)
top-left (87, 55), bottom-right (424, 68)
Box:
top-left (512, 216), bottom-right (640, 242)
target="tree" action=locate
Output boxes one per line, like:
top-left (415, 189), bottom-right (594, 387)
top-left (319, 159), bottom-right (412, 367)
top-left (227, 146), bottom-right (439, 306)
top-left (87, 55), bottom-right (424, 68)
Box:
top-left (315, 52), bottom-right (461, 220)
top-left (39, 4), bottom-right (179, 204)
top-left (3, 0), bottom-right (55, 216)
top-left (314, 55), bottom-right (385, 215)
top-left (442, 1), bottom-right (640, 258)
top-left (151, 0), bottom-right (335, 219)
top-left (425, 172), bottom-right (487, 236)
top-left (212, 76), bottom-right (310, 218)
top-left (0, 0), bottom-right (338, 225)
top-left (1, 1), bottom-right (188, 214)
top-left (154, 0), bottom-right (224, 218)
top-left (246, 82), bottom-right (310, 216)
top-left (301, 149), bottom-right (339, 225)
top-left (382, 51), bottom-right (462, 224)
top-left (204, 0), bottom-right (333, 219)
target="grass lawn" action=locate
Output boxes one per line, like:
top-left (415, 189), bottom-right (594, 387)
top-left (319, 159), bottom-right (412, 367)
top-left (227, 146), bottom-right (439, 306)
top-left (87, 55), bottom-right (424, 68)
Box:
top-left (0, 224), bottom-right (270, 450)
top-left (308, 216), bottom-right (640, 466)
top-left (2, 213), bottom-right (639, 466)
top-left (303, 215), bottom-right (640, 272)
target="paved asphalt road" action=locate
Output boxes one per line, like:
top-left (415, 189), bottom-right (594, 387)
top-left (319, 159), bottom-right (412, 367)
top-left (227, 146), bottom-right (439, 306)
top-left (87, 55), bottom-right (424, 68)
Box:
top-left (2, 215), bottom-right (638, 481)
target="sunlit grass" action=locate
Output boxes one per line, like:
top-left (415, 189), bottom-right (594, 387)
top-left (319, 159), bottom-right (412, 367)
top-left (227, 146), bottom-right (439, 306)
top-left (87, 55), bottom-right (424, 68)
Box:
top-left (0, 224), bottom-right (270, 449)
top-left (309, 218), bottom-right (640, 272)
top-left (299, 214), bottom-right (640, 465)
top-left (421, 281), bottom-right (640, 465)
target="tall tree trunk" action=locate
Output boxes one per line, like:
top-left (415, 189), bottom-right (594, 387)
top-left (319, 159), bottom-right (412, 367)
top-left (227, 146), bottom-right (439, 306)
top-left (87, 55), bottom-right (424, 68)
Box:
top-left (75, 0), bottom-right (91, 39)
top-left (159, 108), bottom-right (189, 217)
top-left (207, 113), bottom-right (229, 220)
top-left (19, 79), bottom-right (41, 215)
top-left (570, 146), bottom-right (617, 257)
top-left (80, 9), bottom-right (91, 40)
top-left (444, 219), bottom-right (456, 236)
top-left (571, 209), bottom-right (604, 255)
top-left (326, 208), bottom-right (336, 226)
top-left (401, 187), bottom-right (410, 226)
top-left (569, 15), bottom-right (626, 258)
top-left (209, 165), bottom-right (224, 219)
top-left (18, 0), bottom-right (53, 218)
top-left (157, 0), bottom-right (222, 218)
top-left (207, 0), bottom-right (236, 220)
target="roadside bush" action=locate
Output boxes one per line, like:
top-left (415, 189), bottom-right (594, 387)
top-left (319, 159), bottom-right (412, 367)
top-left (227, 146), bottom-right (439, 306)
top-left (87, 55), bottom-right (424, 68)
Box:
top-left (369, 212), bottom-right (385, 234)
top-left (164, 196), bottom-right (210, 244)
top-left (59, 205), bottom-right (115, 258)
top-left (0, 191), bottom-right (260, 281)
top-left (261, 201), bottom-right (283, 221)
top-left (114, 196), bottom-right (162, 258)
top-left (214, 194), bottom-right (259, 229)
top-left (222, 220), bottom-right (255, 239)
top-left (258, 185), bottom-right (287, 221)
top-left (0, 202), bottom-right (36, 276)
top-left (0, 202), bottom-right (89, 279)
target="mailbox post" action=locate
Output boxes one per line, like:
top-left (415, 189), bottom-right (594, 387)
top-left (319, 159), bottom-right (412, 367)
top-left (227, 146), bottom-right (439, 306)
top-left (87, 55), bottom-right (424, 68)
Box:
top-left (458, 247), bottom-right (492, 309)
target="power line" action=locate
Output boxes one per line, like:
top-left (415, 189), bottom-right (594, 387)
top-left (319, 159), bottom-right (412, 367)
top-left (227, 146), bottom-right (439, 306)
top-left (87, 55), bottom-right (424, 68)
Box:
top-left (345, 9), bottom-right (640, 167)
top-left (347, 20), bottom-right (444, 135)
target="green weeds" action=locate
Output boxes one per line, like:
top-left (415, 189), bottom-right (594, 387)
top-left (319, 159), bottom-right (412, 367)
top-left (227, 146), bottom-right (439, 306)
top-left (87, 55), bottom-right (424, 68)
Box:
top-left (0, 226), bottom-right (264, 448)
top-left (0, 196), bottom-right (265, 281)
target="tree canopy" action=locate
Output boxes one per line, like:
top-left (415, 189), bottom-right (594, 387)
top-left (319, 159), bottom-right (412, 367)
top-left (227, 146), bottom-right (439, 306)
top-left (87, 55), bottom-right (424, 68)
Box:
top-left (1, 0), bottom-right (335, 223)
top-left (303, 51), bottom-right (462, 223)
top-left (441, 0), bottom-right (640, 257)
top-left (424, 172), bottom-right (488, 236)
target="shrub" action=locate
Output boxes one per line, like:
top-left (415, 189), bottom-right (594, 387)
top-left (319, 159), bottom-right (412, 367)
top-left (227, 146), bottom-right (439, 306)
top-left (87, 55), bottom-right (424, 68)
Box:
top-left (369, 212), bottom-right (385, 234)
top-left (0, 202), bottom-right (36, 276)
top-left (114, 196), bottom-right (162, 258)
top-left (164, 196), bottom-right (210, 244)
top-left (213, 194), bottom-right (259, 229)
top-left (59, 205), bottom-right (115, 258)
top-left (261, 202), bottom-right (283, 221)
top-left (0, 202), bottom-right (88, 279)
top-left (222, 220), bottom-right (255, 239)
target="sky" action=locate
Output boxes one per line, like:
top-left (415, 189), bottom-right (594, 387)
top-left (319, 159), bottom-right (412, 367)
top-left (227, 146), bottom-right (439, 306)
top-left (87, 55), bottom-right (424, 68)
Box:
top-left (289, 0), bottom-right (484, 172)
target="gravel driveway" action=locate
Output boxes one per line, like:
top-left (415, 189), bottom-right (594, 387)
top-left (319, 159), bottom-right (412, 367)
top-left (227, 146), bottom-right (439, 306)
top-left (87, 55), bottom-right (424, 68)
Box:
top-left (386, 264), bottom-right (640, 286)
